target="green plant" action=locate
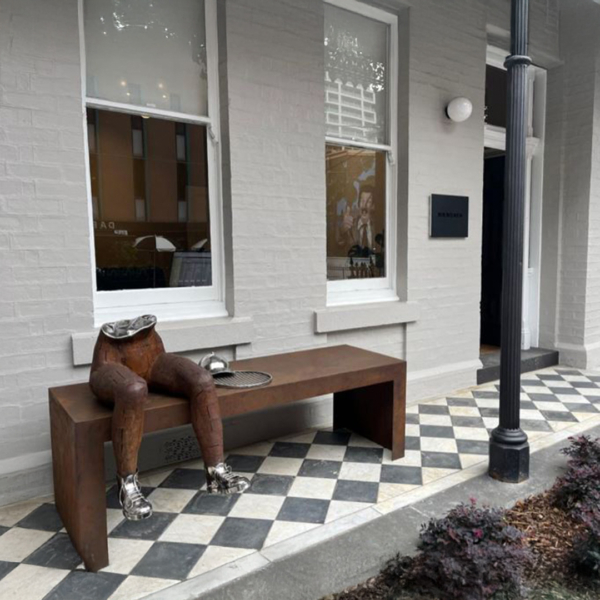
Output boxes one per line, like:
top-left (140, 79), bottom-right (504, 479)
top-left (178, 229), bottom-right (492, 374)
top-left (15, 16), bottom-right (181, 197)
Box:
top-left (401, 499), bottom-right (532, 600)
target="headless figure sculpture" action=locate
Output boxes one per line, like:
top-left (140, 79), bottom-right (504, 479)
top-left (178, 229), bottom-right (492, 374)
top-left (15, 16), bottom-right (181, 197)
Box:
top-left (90, 315), bottom-right (249, 521)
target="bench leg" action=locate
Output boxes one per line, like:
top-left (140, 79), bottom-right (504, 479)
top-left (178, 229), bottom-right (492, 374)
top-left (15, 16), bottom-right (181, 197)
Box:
top-left (50, 396), bottom-right (109, 572)
top-left (333, 377), bottom-right (406, 461)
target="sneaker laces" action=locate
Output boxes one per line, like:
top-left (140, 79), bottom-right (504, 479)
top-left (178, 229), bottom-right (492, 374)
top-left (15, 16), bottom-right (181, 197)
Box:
top-left (121, 476), bottom-right (144, 504)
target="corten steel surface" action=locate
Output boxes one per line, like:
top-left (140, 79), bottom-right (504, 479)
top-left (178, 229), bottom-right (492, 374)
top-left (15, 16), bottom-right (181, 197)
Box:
top-left (49, 345), bottom-right (406, 572)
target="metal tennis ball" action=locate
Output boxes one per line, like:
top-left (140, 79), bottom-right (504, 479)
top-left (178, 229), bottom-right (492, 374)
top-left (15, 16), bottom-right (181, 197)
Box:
top-left (199, 352), bottom-right (233, 377)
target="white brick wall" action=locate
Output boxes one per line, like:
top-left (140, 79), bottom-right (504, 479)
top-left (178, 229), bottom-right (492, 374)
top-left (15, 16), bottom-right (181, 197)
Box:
top-left (0, 0), bottom-right (564, 504)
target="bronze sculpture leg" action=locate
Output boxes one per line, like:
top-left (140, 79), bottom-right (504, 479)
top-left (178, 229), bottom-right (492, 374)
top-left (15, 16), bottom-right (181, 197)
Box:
top-left (89, 363), bottom-right (147, 477)
top-left (149, 353), bottom-right (223, 467)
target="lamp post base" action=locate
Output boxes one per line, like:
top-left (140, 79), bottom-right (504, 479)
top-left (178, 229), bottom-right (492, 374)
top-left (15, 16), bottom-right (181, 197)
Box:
top-left (489, 431), bottom-right (530, 483)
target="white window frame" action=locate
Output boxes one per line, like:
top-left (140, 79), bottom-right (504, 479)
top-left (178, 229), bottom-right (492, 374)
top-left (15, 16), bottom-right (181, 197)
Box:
top-left (325, 0), bottom-right (399, 307)
top-left (78, 0), bottom-right (227, 325)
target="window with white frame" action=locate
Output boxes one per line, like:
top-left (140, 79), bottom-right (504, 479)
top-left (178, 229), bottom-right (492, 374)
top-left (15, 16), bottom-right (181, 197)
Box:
top-left (324, 0), bottom-right (398, 304)
top-left (81, 0), bottom-right (225, 323)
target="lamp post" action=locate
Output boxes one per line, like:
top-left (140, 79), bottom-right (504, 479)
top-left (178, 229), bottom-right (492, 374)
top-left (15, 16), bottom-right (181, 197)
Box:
top-left (489, 0), bottom-right (531, 483)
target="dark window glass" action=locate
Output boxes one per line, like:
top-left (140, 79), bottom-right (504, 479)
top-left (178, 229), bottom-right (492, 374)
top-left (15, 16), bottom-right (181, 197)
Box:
top-left (485, 65), bottom-right (507, 128)
top-left (87, 108), bottom-right (211, 291)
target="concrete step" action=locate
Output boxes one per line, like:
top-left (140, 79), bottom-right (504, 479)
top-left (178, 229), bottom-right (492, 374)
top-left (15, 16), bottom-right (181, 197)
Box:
top-left (477, 347), bottom-right (559, 385)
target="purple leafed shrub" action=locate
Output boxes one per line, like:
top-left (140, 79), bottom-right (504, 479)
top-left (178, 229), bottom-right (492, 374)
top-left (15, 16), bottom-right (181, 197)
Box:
top-left (403, 499), bottom-right (533, 600)
top-left (553, 436), bottom-right (600, 578)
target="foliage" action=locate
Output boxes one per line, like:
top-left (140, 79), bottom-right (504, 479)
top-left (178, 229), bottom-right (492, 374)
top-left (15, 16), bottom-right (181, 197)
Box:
top-left (551, 436), bottom-right (600, 578)
top-left (400, 499), bottom-right (533, 600)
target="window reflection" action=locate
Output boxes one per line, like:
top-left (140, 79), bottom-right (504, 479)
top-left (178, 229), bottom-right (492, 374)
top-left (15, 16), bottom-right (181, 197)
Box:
top-left (326, 144), bottom-right (386, 280)
top-left (88, 108), bottom-right (211, 291)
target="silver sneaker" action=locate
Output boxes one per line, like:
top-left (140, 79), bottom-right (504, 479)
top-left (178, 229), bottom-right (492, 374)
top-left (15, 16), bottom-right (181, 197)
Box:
top-left (117, 472), bottom-right (153, 521)
top-left (206, 463), bottom-right (250, 495)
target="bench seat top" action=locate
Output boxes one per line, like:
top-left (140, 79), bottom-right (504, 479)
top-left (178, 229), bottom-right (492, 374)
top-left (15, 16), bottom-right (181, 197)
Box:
top-left (49, 345), bottom-right (405, 440)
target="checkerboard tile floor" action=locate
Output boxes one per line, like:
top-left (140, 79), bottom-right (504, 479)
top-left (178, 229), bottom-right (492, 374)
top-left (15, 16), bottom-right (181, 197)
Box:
top-left (2, 366), bottom-right (600, 600)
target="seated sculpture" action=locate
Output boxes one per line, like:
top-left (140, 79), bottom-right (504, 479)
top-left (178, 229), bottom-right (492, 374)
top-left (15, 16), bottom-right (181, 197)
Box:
top-left (89, 315), bottom-right (249, 521)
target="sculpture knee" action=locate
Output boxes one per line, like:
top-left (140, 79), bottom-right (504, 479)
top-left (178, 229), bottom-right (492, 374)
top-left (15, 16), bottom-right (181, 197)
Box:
top-left (118, 379), bottom-right (148, 410)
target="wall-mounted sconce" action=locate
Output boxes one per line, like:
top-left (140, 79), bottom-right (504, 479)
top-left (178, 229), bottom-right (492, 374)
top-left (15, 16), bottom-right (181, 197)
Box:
top-left (446, 97), bottom-right (473, 123)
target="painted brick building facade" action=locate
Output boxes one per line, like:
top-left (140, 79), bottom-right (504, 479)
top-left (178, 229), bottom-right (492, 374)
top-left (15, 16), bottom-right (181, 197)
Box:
top-left (1, 0), bottom-right (599, 506)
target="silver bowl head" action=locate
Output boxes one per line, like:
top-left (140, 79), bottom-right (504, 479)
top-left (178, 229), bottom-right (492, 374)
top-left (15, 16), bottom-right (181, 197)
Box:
top-left (101, 315), bottom-right (157, 340)
top-left (200, 352), bottom-right (233, 376)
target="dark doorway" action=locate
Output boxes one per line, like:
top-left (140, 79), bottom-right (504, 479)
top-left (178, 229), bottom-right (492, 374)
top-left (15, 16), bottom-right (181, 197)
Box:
top-left (480, 150), bottom-right (505, 348)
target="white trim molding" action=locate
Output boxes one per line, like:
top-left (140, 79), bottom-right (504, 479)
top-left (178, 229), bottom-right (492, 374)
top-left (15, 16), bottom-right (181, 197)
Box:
top-left (315, 300), bottom-right (419, 333)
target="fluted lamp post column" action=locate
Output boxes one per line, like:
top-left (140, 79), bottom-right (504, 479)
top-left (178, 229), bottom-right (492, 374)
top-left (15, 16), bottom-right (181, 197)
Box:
top-left (489, 0), bottom-right (531, 483)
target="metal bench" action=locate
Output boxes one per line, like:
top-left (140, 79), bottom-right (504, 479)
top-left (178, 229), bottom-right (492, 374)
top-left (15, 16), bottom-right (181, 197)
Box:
top-left (49, 344), bottom-right (406, 571)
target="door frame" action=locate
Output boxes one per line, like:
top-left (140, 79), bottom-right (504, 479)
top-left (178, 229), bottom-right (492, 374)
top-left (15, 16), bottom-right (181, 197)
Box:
top-left (484, 46), bottom-right (547, 350)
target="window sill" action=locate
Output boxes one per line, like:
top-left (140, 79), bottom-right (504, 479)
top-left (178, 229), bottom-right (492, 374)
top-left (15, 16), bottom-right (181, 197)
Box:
top-left (314, 300), bottom-right (419, 333)
top-left (71, 315), bottom-right (254, 367)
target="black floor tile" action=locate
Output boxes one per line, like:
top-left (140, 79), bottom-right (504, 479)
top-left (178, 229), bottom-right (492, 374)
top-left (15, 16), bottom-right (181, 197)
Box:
top-left (277, 497), bottom-right (329, 524)
top-left (131, 541), bottom-right (206, 580)
top-left (269, 442), bottom-right (310, 459)
top-left (298, 460), bottom-right (342, 479)
top-left (24, 533), bottom-right (82, 570)
top-left (405, 413), bottom-right (420, 424)
top-left (404, 436), bottom-right (420, 451)
top-left (447, 398), bottom-right (478, 407)
top-left (159, 468), bottom-right (207, 490)
top-left (450, 416), bottom-right (485, 428)
top-left (540, 411), bottom-right (578, 422)
top-left (537, 374), bottom-right (564, 381)
top-left (380, 465), bottom-right (422, 485)
top-left (17, 503), bottom-right (63, 532)
top-left (211, 517), bottom-right (272, 550)
top-left (224, 455), bottom-right (265, 473)
top-left (41, 571), bottom-right (125, 600)
top-left (571, 381), bottom-right (598, 389)
top-left (421, 451), bottom-right (462, 470)
top-left (548, 387), bottom-right (580, 396)
top-left (313, 431), bottom-right (352, 446)
top-left (333, 480), bottom-right (378, 503)
top-left (110, 511), bottom-right (176, 541)
top-left (418, 405), bottom-right (450, 415)
top-left (343, 447), bottom-right (383, 464)
top-left (528, 393), bottom-right (561, 403)
top-left (246, 474), bottom-right (295, 496)
top-left (456, 440), bottom-right (489, 455)
top-left (0, 526), bottom-right (9, 537)
top-left (183, 492), bottom-right (240, 516)
top-left (563, 403), bottom-right (598, 413)
top-left (0, 561), bottom-right (18, 582)
top-left (472, 391), bottom-right (499, 399)
top-left (521, 419), bottom-right (553, 432)
top-left (419, 425), bottom-right (455, 439)
top-left (478, 407), bottom-right (500, 418)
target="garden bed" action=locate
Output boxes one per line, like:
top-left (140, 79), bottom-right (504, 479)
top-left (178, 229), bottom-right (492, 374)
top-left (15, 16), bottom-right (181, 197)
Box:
top-left (322, 436), bottom-right (600, 600)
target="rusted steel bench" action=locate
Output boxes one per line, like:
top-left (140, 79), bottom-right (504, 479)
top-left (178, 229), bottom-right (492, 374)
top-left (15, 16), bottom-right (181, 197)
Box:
top-left (49, 344), bottom-right (406, 571)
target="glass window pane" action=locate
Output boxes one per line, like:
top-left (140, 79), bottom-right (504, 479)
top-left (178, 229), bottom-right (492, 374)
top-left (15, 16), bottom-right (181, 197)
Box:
top-left (88, 108), bottom-right (211, 291)
top-left (326, 144), bottom-right (386, 281)
top-left (325, 5), bottom-right (388, 144)
top-left (485, 65), bottom-right (507, 128)
top-left (84, 0), bottom-right (208, 116)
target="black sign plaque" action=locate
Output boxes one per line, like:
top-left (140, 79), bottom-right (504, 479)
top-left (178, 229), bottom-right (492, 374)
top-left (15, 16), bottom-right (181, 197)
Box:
top-left (430, 194), bottom-right (469, 238)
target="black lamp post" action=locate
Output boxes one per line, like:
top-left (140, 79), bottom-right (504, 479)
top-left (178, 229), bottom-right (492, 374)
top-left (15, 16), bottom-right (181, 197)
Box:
top-left (489, 0), bottom-right (531, 483)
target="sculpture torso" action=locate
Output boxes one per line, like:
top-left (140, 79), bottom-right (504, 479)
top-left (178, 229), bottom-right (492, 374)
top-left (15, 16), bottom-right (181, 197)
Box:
top-left (91, 315), bottom-right (165, 381)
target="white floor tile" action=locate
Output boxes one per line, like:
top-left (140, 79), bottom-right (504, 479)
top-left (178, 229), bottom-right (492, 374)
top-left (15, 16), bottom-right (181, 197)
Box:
top-left (473, 398), bottom-right (500, 408)
top-left (348, 434), bottom-right (382, 448)
top-left (0, 500), bottom-right (43, 528)
top-left (229, 442), bottom-right (274, 456)
top-left (418, 414), bottom-right (452, 427)
top-left (448, 406), bottom-right (481, 417)
top-left (0, 564), bottom-right (68, 600)
top-left (520, 409), bottom-right (545, 420)
top-left (228, 494), bottom-right (285, 520)
top-left (257, 457), bottom-right (304, 476)
top-left (106, 509), bottom-right (125, 534)
top-left (263, 521), bottom-right (319, 547)
top-left (137, 469), bottom-right (173, 488)
top-left (382, 449), bottom-right (422, 466)
top-left (325, 500), bottom-right (367, 523)
top-left (187, 546), bottom-right (256, 579)
top-left (420, 437), bottom-right (458, 453)
top-left (338, 462), bottom-right (381, 483)
top-left (0, 527), bottom-right (54, 562)
top-left (108, 575), bottom-right (178, 600)
top-left (405, 424), bottom-right (420, 437)
top-left (452, 427), bottom-right (491, 441)
top-left (146, 488), bottom-right (196, 513)
top-left (533, 401), bottom-right (569, 412)
top-left (459, 454), bottom-right (486, 469)
top-left (101, 538), bottom-right (154, 575)
top-left (483, 417), bottom-right (499, 429)
top-left (306, 444), bottom-right (346, 461)
top-left (377, 483), bottom-right (418, 503)
top-left (288, 477), bottom-right (337, 500)
top-left (421, 467), bottom-right (458, 485)
top-left (159, 514), bottom-right (225, 545)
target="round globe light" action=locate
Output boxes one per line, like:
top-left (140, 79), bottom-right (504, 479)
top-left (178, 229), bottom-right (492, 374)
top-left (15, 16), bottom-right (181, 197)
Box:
top-left (446, 97), bottom-right (473, 123)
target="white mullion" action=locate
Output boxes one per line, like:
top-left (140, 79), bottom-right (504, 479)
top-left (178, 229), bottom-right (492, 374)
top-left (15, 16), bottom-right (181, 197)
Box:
top-left (325, 136), bottom-right (392, 153)
top-left (85, 97), bottom-right (212, 126)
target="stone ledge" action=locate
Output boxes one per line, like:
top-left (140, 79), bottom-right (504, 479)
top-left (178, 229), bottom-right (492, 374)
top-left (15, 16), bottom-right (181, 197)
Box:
top-left (314, 300), bottom-right (420, 333)
top-left (71, 316), bottom-right (254, 366)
